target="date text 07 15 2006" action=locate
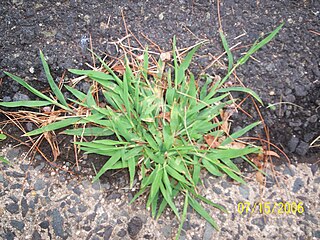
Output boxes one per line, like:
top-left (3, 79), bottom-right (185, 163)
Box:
top-left (237, 202), bottom-right (304, 215)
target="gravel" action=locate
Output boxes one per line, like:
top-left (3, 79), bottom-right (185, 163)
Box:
top-left (1, 145), bottom-right (319, 239)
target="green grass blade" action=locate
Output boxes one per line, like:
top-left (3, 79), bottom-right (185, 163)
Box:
top-left (159, 181), bottom-right (180, 220)
top-left (0, 133), bottom-right (7, 140)
top-left (4, 72), bottom-right (53, 102)
top-left (163, 168), bottom-right (173, 196)
top-left (202, 158), bottom-right (223, 177)
top-left (221, 121), bottom-right (261, 146)
top-left (147, 167), bottom-right (163, 208)
top-left (175, 191), bottom-right (189, 240)
top-left (64, 85), bottom-right (86, 101)
top-left (24, 117), bottom-right (80, 136)
top-left (188, 196), bottom-right (219, 230)
top-left (40, 50), bottom-right (69, 108)
top-left (62, 127), bottom-right (113, 136)
top-left (93, 150), bottom-right (122, 182)
top-left (128, 157), bottom-right (136, 188)
top-left (217, 86), bottom-right (263, 105)
top-left (0, 101), bottom-right (51, 108)
top-left (238, 23), bottom-right (284, 65)
top-left (219, 30), bottom-right (233, 72)
top-left (0, 156), bottom-right (10, 165)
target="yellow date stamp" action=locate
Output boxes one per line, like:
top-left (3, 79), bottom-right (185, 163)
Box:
top-left (237, 201), bottom-right (304, 215)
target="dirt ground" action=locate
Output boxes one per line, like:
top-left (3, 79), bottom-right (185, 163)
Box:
top-left (0, 0), bottom-right (319, 165)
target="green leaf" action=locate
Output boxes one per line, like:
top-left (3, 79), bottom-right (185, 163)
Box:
top-left (40, 50), bottom-right (69, 108)
top-left (217, 86), bottom-right (263, 105)
top-left (202, 158), bottom-right (223, 177)
top-left (93, 150), bottom-right (122, 182)
top-left (4, 72), bottom-right (53, 102)
top-left (166, 165), bottom-right (191, 186)
top-left (0, 156), bottom-right (10, 165)
top-left (163, 168), bottom-right (172, 196)
top-left (62, 127), bottom-right (113, 136)
top-left (176, 191), bottom-right (189, 240)
top-left (238, 23), bottom-right (284, 65)
top-left (221, 121), bottom-right (261, 146)
top-left (170, 101), bottom-right (180, 133)
top-left (68, 69), bottom-right (114, 81)
top-left (147, 166), bottom-right (163, 208)
top-left (219, 30), bottom-right (233, 72)
top-left (159, 181), bottom-right (180, 220)
top-left (0, 133), bottom-right (7, 140)
top-left (188, 196), bottom-right (219, 230)
top-left (64, 85), bottom-right (86, 101)
top-left (0, 101), bottom-right (52, 108)
top-left (24, 117), bottom-right (81, 136)
top-left (128, 157), bottom-right (136, 188)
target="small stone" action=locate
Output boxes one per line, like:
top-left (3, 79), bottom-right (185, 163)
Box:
top-left (4, 230), bottom-right (15, 240)
top-left (159, 12), bottom-right (164, 20)
top-left (212, 187), bottom-right (222, 194)
top-left (221, 181), bottom-right (232, 189)
top-left (84, 226), bottom-right (91, 231)
top-left (29, 67), bottom-right (35, 74)
top-left (247, 237), bottom-right (255, 240)
top-left (127, 216), bottom-right (143, 237)
top-left (78, 205), bottom-right (88, 213)
top-left (10, 220), bottom-right (25, 231)
top-left (34, 179), bottom-right (46, 191)
top-left (292, 178), bottom-right (304, 193)
top-left (239, 184), bottom-right (250, 199)
top-left (295, 85), bottom-right (308, 97)
top-left (13, 93), bottom-right (30, 101)
top-left (310, 164), bottom-right (318, 176)
top-left (203, 222), bottom-right (215, 240)
top-left (2, 96), bottom-right (11, 102)
top-left (68, 207), bottom-right (77, 214)
top-left (295, 141), bottom-right (309, 156)
top-left (251, 217), bottom-right (267, 230)
top-left (283, 165), bottom-right (295, 176)
top-left (6, 203), bottom-right (19, 214)
top-left (103, 225), bottom-right (113, 239)
top-left (51, 209), bottom-right (65, 238)
top-left (6, 171), bottom-right (24, 178)
top-left (10, 183), bottom-right (23, 189)
top-left (32, 230), bottom-right (42, 240)
top-left (117, 228), bottom-right (127, 237)
top-left (288, 137), bottom-right (299, 153)
top-left (314, 231), bottom-right (320, 238)
top-left (39, 220), bottom-right (49, 229)
top-left (21, 197), bottom-right (29, 217)
top-left (72, 186), bottom-right (81, 195)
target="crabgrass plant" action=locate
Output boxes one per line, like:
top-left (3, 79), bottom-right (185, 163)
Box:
top-left (1, 24), bottom-right (283, 237)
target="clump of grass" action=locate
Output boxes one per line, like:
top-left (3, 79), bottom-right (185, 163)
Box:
top-left (1, 23), bottom-right (283, 237)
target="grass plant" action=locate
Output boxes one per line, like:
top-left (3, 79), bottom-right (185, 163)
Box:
top-left (0, 23), bottom-right (283, 237)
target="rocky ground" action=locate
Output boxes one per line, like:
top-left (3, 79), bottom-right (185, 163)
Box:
top-left (0, 0), bottom-right (319, 239)
top-left (0, 145), bottom-right (319, 239)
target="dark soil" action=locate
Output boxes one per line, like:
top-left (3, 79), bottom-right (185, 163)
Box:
top-left (0, 0), bottom-right (319, 167)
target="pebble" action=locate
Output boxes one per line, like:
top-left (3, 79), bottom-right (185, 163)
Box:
top-left (288, 137), bottom-right (299, 153)
top-left (10, 220), bottom-right (25, 231)
top-left (238, 184), bottom-right (250, 199)
top-left (51, 208), bottom-right (65, 238)
top-left (31, 230), bottom-right (42, 240)
top-left (6, 203), bottom-right (19, 214)
top-left (117, 228), bottom-right (127, 237)
top-left (34, 179), bottom-right (46, 191)
top-left (292, 178), bottom-right (304, 193)
top-left (295, 141), bottom-right (309, 156)
top-left (103, 225), bottom-right (114, 239)
top-left (251, 217), bottom-right (267, 231)
top-left (39, 220), bottom-right (50, 229)
top-left (12, 92), bottom-right (30, 101)
top-left (128, 216), bottom-right (143, 237)
top-left (21, 197), bottom-right (29, 217)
